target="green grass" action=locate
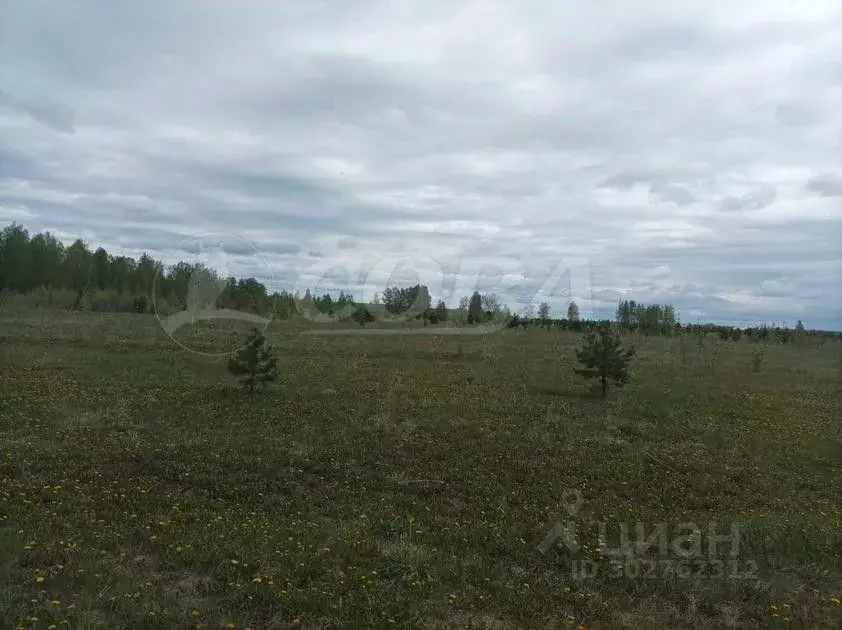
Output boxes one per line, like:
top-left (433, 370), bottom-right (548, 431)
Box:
top-left (1, 311), bottom-right (841, 629)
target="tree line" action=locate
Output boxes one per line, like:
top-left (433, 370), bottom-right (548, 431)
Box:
top-left (1, 222), bottom-right (838, 340)
top-left (0, 223), bottom-right (516, 326)
top-left (616, 300), bottom-right (677, 334)
top-left (0, 223), bottom-right (279, 314)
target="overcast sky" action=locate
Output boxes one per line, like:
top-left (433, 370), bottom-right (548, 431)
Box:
top-left (1, 1), bottom-right (840, 328)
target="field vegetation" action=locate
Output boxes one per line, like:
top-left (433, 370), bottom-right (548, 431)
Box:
top-left (1, 308), bottom-right (840, 629)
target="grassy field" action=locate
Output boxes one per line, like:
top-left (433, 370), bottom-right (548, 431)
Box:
top-left (1, 310), bottom-right (841, 629)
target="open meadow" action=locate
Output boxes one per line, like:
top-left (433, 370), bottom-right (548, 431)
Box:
top-left (1, 311), bottom-right (841, 629)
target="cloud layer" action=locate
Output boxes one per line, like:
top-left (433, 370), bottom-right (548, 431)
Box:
top-left (1, 0), bottom-right (840, 328)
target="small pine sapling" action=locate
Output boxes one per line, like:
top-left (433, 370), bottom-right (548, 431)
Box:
top-left (227, 327), bottom-right (278, 393)
top-left (574, 324), bottom-right (636, 397)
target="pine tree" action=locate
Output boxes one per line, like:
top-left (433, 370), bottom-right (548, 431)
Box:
top-left (433, 299), bottom-right (448, 322)
top-left (574, 324), bottom-right (636, 397)
top-left (467, 291), bottom-right (484, 324)
top-left (538, 301), bottom-right (551, 326)
top-left (351, 304), bottom-right (375, 326)
top-left (794, 319), bottom-right (806, 346)
top-left (227, 327), bottom-right (278, 393)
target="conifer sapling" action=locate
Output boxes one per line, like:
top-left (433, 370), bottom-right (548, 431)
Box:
top-left (574, 324), bottom-right (636, 396)
top-left (227, 327), bottom-right (278, 393)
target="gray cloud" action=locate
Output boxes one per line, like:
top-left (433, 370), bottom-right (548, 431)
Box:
top-left (0, 89), bottom-right (75, 133)
top-left (0, 147), bottom-right (46, 181)
top-left (805, 173), bottom-right (842, 198)
top-left (0, 0), bottom-right (840, 328)
top-left (597, 171), bottom-right (655, 191)
top-left (719, 183), bottom-right (778, 212)
top-left (336, 237), bottom-right (357, 250)
top-left (650, 184), bottom-right (696, 206)
top-left (215, 240), bottom-right (301, 257)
